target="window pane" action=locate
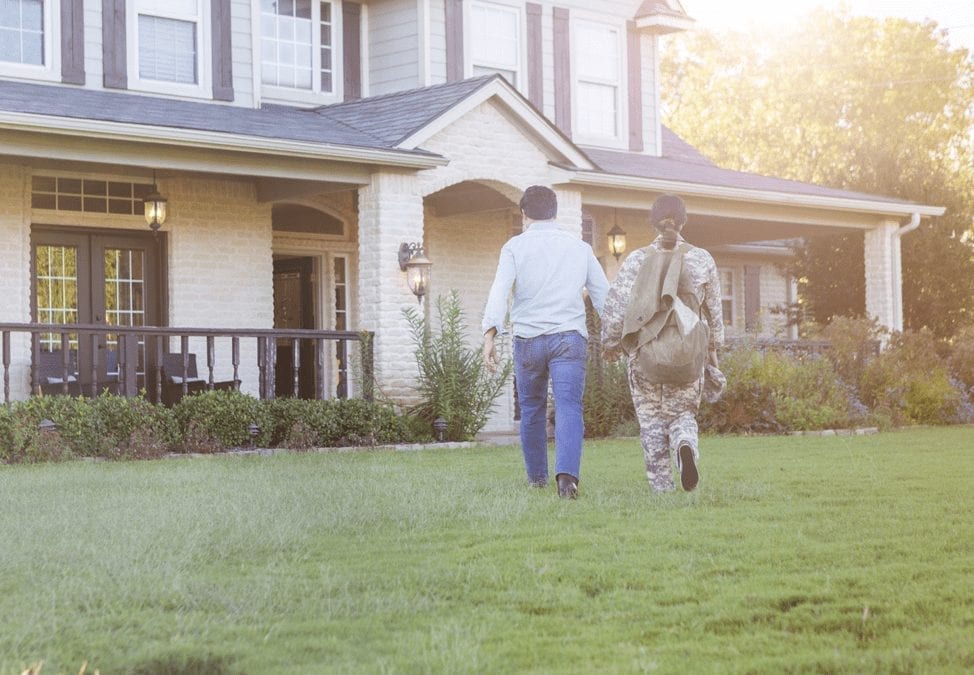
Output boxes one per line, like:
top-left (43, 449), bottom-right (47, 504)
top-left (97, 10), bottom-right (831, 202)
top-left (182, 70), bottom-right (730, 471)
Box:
top-left (32, 193), bottom-right (56, 209)
top-left (0, 30), bottom-right (19, 62)
top-left (295, 0), bottom-right (310, 19)
top-left (57, 177), bottom-right (82, 194)
top-left (577, 82), bottom-right (617, 137)
top-left (471, 3), bottom-right (518, 73)
top-left (576, 22), bottom-right (619, 82)
top-left (32, 175), bottom-right (56, 191)
top-left (139, 14), bottom-right (198, 84)
top-left (22, 0), bottom-right (42, 31)
top-left (0, 1), bottom-right (20, 28)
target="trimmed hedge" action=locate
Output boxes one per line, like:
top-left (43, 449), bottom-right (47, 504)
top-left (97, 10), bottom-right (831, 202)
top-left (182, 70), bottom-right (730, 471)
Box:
top-left (0, 390), bottom-right (432, 463)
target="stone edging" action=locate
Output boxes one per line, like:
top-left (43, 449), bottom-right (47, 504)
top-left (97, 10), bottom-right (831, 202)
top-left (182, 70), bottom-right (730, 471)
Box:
top-left (164, 440), bottom-right (476, 460)
top-left (788, 427), bottom-right (880, 437)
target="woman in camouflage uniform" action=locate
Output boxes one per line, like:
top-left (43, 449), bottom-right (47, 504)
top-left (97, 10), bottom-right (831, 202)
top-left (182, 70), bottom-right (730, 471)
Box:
top-left (601, 194), bottom-right (724, 492)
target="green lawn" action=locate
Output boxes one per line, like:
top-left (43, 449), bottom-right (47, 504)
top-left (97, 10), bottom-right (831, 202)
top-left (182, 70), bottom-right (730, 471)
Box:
top-left (1, 427), bottom-right (972, 674)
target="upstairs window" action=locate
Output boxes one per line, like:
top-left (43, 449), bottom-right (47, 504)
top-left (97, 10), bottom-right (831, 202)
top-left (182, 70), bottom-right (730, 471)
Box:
top-left (0, 0), bottom-right (56, 78)
top-left (573, 18), bottom-right (624, 144)
top-left (261, 0), bottom-right (338, 98)
top-left (468, 1), bottom-right (521, 87)
top-left (128, 0), bottom-right (209, 96)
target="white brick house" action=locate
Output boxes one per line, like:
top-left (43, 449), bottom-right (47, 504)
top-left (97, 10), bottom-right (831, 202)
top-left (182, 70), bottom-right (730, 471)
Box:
top-left (0, 0), bottom-right (943, 432)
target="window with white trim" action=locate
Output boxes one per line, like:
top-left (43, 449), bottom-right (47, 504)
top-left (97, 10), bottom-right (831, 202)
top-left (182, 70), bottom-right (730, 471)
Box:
top-left (719, 268), bottom-right (736, 326)
top-left (0, 0), bottom-right (57, 78)
top-left (128, 0), bottom-right (208, 96)
top-left (573, 18), bottom-right (624, 143)
top-left (260, 0), bottom-right (338, 97)
top-left (468, 1), bottom-right (520, 87)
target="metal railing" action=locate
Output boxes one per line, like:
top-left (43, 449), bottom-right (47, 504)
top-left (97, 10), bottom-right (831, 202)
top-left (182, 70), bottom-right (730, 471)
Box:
top-left (0, 323), bottom-right (374, 405)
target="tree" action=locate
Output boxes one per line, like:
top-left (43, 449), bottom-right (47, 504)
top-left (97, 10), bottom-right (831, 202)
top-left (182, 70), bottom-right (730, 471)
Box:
top-left (661, 9), bottom-right (974, 337)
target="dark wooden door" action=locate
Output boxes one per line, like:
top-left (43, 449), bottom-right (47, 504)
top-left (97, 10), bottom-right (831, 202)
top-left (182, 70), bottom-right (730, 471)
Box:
top-left (273, 257), bottom-right (316, 398)
top-left (32, 227), bottom-right (161, 394)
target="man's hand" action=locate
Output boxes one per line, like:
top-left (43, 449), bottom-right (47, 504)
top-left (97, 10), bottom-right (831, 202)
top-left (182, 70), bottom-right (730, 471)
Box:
top-left (483, 329), bottom-right (497, 373)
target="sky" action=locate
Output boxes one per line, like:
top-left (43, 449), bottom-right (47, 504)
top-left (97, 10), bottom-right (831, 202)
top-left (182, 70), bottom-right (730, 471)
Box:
top-left (681, 0), bottom-right (974, 53)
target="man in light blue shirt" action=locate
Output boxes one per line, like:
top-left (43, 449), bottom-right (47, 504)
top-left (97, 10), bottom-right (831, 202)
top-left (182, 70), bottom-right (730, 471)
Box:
top-left (482, 185), bottom-right (609, 498)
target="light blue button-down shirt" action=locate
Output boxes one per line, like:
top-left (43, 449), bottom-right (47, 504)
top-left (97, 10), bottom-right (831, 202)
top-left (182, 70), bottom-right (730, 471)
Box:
top-left (482, 220), bottom-right (610, 338)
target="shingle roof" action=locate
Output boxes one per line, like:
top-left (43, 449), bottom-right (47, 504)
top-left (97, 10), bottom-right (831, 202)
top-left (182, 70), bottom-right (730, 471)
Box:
top-left (0, 79), bottom-right (430, 154)
top-left (0, 77), bottom-right (919, 208)
top-left (585, 128), bottom-right (915, 206)
top-left (312, 75), bottom-right (496, 147)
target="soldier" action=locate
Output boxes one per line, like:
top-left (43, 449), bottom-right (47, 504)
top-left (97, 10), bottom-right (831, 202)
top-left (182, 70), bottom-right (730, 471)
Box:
top-left (601, 194), bottom-right (724, 492)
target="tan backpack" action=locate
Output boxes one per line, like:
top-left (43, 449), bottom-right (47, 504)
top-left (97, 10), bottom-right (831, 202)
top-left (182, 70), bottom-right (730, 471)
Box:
top-left (621, 243), bottom-right (710, 385)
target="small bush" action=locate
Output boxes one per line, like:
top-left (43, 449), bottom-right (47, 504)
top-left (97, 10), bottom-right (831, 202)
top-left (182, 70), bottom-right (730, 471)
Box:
top-left (583, 354), bottom-right (634, 438)
top-left (859, 329), bottom-right (963, 426)
top-left (87, 393), bottom-right (178, 459)
top-left (172, 390), bottom-right (272, 450)
top-left (948, 325), bottom-right (974, 394)
top-left (404, 290), bottom-right (511, 441)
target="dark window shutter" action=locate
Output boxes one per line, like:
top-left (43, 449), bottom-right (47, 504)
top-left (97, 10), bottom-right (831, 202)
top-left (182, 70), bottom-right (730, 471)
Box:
top-left (627, 21), bottom-right (643, 152)
top-left (526, 3), bottom-right (542, 109)
top-left (102, 0), bottom-right (127, 89)
top-left (445, 0), bottom-right (463, 82)
top-left (211, 0), bottom-right (234, 100)
top-left (553, 7), bottom-right (571, 136)
top-left (745, 265), bottom-right (761, 332)
top-left (61, 0), bottom-right (85, 84)
top-left (343, 2), bottom-right (362, 100)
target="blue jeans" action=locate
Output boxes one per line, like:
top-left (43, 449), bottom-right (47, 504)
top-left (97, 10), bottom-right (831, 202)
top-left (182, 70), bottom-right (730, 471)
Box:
top-left (513, 331), bottom-right (587, 484)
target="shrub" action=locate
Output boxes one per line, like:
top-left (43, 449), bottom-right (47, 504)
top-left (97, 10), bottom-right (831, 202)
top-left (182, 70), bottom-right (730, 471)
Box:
top-left (263, 397), bottom-right (427, 448)
top-left (859, 329), bottom-right (963, 426)
top-left (172, 390), bottom-right (272, 451)
top-left (948, 325), bottom-right (974, 394)
top-left (699, 342), bottom-right (864, 433)
top-left (817, 316), bottom-right (885, 388)
top-left (87, 393), bottom-right (178, 459)
top-left (583, 354), bottom-right (634, 438)
top-left (404, 290), bottom-right (511, 441)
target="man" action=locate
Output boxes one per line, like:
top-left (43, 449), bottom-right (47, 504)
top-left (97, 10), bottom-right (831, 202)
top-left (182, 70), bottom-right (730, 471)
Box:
top-left (601, 194), bottom-right (724, 493)
top-left (482, 185), bottom-right (609, 499)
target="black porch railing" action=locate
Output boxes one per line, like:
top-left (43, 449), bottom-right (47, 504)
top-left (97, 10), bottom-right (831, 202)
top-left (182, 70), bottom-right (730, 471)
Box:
top-left (0, 323), bottom-right (374, 405)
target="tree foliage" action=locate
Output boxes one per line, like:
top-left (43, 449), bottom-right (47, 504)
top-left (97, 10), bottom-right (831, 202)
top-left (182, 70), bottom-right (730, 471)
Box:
top-left (661, 9), bottom-right (974, 336)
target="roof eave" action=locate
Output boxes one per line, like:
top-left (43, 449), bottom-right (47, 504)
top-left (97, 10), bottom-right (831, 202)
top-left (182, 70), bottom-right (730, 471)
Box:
top-left (0, 110), bottom-right (449, 170)
top-left (562, 170), bottom-right (946, 218)
top-left (635, 15), bottom-right (695, 34)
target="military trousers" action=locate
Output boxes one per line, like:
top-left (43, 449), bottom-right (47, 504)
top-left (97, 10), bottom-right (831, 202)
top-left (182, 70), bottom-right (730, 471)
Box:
top-left (627, 366), bottom-right (703, 492)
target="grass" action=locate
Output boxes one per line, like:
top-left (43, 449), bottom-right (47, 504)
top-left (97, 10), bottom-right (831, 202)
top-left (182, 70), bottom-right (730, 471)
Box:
top-left (1, 427), bottom-right (973, 674)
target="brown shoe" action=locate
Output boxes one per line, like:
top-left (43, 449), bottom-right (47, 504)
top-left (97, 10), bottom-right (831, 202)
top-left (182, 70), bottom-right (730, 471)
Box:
top-left (557, 473), bottom-right (578, 499)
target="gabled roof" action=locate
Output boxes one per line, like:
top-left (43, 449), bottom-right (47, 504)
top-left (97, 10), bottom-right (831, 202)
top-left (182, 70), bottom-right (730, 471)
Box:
top-left (311, 77), bottom-right (492, 147)
top-left (314, 75), bottom-right (594, 169)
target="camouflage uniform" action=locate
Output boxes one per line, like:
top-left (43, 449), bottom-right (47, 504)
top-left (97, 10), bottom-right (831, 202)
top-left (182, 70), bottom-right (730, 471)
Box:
top-left (602, 235), bottom-right (724, 491)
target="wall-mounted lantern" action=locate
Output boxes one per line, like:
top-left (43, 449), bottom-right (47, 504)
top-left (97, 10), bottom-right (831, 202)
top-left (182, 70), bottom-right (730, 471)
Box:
top-left (143, 171), bottom-right (168, 234)
top-left (398, 242), bottom-right (432, 303)
top-left (607, 224), bottom-right (627, 261)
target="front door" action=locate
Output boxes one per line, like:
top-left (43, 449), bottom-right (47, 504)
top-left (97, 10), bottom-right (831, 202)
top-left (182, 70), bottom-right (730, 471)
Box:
top-left (32, 227), bottom-right (162, 395)
top-left (274, 257), bottom-right (316, 398)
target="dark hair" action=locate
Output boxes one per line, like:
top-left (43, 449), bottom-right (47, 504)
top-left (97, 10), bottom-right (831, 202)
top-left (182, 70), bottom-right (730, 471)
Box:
top-left (650, 194), bottom-right (687, 229)
top-left (519, 185), bottom-right (558, 220)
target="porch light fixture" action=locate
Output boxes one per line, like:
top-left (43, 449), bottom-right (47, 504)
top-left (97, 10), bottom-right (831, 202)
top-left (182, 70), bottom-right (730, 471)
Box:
top-left (398, 242), bottom-right (432, 303)
top-left (143, 171), bottom-right (168, 233)
top-left (607, 224), bottom-right (627, 261)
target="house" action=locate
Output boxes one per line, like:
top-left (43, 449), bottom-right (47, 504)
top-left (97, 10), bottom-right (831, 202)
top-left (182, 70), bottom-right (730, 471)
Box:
top-left (0, 0), bottom-right (944, 432)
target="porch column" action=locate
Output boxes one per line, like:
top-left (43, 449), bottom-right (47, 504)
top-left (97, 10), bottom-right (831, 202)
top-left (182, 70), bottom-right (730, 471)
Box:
top-left (357, 170), bottom-right (426, 400)
top-left (555, 188), bottom-right (583, 237)
top-left (864, 220), bottom-right (899, 333)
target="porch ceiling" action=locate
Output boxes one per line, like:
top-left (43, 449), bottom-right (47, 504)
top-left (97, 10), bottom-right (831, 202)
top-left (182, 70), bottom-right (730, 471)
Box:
top-left (425, 182), bottom-right (517, 217)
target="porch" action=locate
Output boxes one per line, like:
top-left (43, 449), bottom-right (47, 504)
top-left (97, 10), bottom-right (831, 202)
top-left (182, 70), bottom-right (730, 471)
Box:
top-left (0, 322), bottom-right (373, 405)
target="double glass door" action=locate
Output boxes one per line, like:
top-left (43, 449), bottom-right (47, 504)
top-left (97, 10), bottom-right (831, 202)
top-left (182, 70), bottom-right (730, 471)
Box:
top-left (32, 227), bottom-right (161, 394)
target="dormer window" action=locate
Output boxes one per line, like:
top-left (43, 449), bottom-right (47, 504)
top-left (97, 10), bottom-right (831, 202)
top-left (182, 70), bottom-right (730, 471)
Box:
top-left (0, 0), bottom-right (57, 79)
top-left (467, 1), bottom-right (522, 87)
top-left (260, 0), bottom-right (341, 101)
top-left (128, 0), bottom-right (210, 97)
top-left (572, 17), bottom-right (626, 146)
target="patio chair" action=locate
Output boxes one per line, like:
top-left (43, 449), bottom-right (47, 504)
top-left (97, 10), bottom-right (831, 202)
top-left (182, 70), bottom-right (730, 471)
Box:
top-left (161, 352), bottom-right (238, 405)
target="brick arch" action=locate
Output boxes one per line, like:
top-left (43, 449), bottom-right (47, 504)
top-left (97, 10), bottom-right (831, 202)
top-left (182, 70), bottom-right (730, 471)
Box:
top-left (270, 200), bottom-right (351, 237)
top-left (420, 176), bottom-right (526, 204)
